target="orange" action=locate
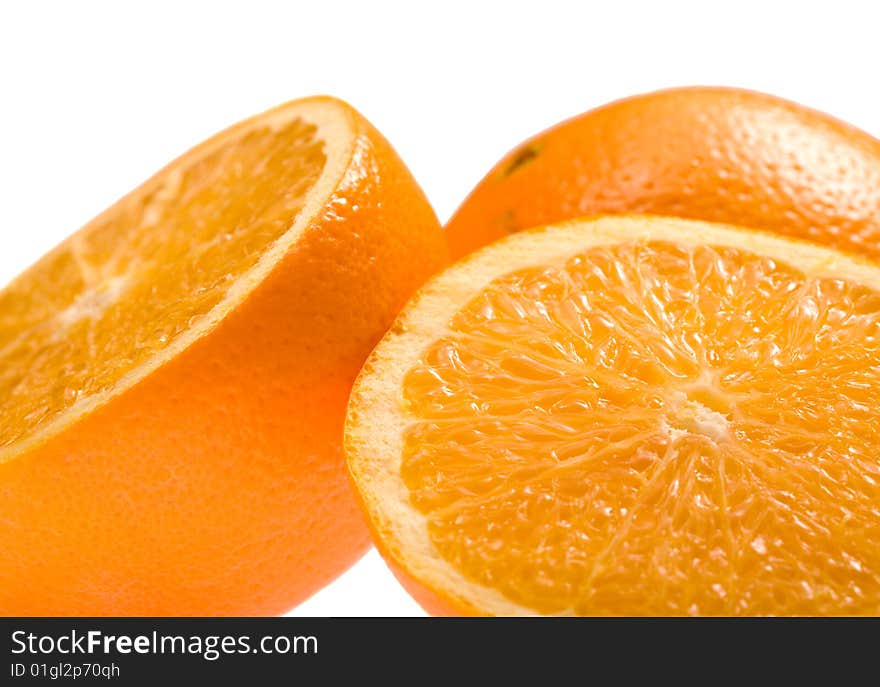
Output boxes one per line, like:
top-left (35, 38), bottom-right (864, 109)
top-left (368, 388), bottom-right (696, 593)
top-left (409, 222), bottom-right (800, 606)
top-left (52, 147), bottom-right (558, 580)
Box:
top-left (445, 87), bottom-right (880, 261)
top-left (0, 96), bottom-right (447, 616)
top-left (346, 216), bottom-right (880, 616)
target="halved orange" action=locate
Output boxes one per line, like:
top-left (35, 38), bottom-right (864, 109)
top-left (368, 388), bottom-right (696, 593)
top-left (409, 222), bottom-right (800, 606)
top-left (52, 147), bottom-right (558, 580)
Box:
top-left (346, 216), bottom-right (880, 616)
top-left (0, 96), bottom-right (447, 615)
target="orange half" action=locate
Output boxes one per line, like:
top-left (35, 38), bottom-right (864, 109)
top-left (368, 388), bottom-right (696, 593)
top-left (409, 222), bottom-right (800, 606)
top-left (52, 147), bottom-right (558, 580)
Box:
top-left (0, 96), bottom-right (446, 615)
top-left (346, 216), bottom-right (880, 616)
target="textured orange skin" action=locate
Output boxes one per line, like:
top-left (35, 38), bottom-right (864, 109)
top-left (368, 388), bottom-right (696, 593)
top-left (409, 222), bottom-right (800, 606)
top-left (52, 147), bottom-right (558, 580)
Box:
top-left (0, 98), bottom-right (447, 616)
top-left (387, 562), bottom-right (468, 617)
top-left (446, 87), bottom-right (880, 260)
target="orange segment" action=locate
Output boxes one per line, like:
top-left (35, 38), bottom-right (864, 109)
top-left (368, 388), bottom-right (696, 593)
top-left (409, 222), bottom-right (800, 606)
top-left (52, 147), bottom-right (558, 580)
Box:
top-left (0, 96), bottom-right (446, 616)
top-left (346, 216), bottom-right (880, 616)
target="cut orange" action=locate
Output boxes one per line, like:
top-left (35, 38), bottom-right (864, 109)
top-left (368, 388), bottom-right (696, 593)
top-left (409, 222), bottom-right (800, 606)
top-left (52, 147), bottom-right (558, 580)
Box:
top-left (0, 96), bottom-right (447, 615)
top-left (346, 216), bottom-right (880, 616)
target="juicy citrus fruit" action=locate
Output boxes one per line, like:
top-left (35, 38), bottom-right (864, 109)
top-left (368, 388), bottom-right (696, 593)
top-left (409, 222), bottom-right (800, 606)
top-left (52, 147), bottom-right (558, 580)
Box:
top-left (347, 215), bottom-right (880, 616)
top-left (0, 96), bottom-right (447, 616)
top-left (445, 87), bottom-right (880, 261)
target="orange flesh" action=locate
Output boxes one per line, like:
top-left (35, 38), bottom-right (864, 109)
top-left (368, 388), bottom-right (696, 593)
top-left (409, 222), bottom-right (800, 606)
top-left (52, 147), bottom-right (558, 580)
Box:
top-left (401, 240), bottom-right (880, 615)
top-left (0, 119), bottom-right (324, 450)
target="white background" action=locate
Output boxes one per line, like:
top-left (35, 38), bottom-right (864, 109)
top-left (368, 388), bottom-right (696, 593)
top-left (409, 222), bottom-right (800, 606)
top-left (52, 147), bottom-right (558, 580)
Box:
top-left (1, 0), bottom-right (878, 616)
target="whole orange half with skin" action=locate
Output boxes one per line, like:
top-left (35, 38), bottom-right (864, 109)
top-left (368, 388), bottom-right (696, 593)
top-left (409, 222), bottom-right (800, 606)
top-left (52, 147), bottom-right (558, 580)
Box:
top-left (0, 96), bottom-right (447, 616)
top-left (445, 87), bottom-right (880, 261)
top-left (346, 216), bottom-right (880, 616)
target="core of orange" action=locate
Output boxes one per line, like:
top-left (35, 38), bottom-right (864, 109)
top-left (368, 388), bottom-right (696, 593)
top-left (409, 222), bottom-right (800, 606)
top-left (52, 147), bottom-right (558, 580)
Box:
top-left (0, 96), bottom-right (447, 616)
top-left (347, 216), bottom-right (880, 616)
top-left (445, 87), bottom-right (880, 262)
